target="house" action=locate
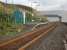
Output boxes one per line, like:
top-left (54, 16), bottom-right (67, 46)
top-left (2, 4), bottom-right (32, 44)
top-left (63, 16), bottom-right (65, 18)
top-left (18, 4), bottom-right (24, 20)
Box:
top-left (0, 1), bottom-right (36, 24)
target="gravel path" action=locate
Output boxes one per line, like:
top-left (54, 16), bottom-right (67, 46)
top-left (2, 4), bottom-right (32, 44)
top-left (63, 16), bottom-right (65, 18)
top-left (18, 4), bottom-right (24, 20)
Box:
top-left (26, 23), bottom-right (67, 50)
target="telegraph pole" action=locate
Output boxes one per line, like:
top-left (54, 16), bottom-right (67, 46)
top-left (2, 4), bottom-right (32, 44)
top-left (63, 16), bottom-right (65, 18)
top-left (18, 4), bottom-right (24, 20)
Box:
top-left (5, 0), bottom-right (7, 23)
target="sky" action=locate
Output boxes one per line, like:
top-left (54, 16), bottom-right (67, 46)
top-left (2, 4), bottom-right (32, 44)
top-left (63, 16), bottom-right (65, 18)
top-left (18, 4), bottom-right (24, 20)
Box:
top-left (0, 0), bottom-right (67, 11)
top-left (0, 0), bottom-right (67, 22)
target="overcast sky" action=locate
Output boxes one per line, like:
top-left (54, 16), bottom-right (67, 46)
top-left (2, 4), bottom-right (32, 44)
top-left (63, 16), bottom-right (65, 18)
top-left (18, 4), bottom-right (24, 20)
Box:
top-left (0, 0), bottom-right (67, 11)
top-left (0, 0), bottom-right (67, 22)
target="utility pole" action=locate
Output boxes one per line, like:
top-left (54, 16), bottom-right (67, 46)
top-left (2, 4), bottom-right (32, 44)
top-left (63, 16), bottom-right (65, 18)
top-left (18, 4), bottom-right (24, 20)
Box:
top-left (5, 0), bottom-right (7, 23)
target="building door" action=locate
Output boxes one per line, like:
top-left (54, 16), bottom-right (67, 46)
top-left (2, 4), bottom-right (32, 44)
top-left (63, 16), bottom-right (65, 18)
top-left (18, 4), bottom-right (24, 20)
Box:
top-left (13, 9), bottom-right (23, 24)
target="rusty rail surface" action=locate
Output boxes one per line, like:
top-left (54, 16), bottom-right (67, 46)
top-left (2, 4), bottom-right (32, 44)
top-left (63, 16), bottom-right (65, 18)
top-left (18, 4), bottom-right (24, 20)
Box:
top-left (18, 23), bottom-right (57, 50)
top-left (0, 23), bottom-right (57, 50)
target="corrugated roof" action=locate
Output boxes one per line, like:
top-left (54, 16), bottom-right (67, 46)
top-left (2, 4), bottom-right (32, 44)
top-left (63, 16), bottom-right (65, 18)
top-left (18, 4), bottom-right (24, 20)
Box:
top-left (0, 1), bottom-right (34, 11)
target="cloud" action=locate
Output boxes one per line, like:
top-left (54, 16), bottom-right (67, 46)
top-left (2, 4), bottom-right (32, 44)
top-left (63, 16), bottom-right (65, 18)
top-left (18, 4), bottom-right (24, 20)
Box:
top-left (39, 0), bottom-right (67, 11)
top-left (0, 0), bottom-right (67, 11)
top-left (41, 0), bottom-right (66, 6)
top-left (0, 0), bottom-right (29, 5)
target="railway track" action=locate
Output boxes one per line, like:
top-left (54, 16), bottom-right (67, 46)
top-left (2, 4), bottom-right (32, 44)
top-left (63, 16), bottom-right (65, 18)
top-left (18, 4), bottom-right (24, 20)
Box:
top-left (0, 22), bottom-right (57, 50)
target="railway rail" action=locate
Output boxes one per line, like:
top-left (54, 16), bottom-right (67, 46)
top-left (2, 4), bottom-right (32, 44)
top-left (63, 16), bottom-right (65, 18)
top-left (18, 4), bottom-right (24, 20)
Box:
top-left (0, 22), bottom-right (57, 50)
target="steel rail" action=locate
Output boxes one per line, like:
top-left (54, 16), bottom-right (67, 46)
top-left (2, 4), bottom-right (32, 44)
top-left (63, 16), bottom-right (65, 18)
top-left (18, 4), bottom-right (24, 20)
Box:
top-left (0, 23), bottom-right (56, 50)
top-left (18, 24), bottom-right (57, 50)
